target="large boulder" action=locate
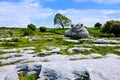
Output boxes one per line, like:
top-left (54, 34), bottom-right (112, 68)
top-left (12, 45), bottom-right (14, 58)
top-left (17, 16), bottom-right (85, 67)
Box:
top-left (65, 23), bottom-right (89, 39)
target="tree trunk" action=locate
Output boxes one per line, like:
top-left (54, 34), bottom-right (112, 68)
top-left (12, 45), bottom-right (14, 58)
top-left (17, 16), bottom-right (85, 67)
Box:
top-left (61, 23), bottom-right (64, 29)
top-left (59, 19), bottom-right (64, 29)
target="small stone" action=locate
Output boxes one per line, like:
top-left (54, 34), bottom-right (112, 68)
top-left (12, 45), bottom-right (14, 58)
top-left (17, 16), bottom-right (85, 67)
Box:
top-left (0, 48), bottom-right (20, 53)
top-left (68, 47), bottom-right (92, 53)
top-left (64, 39), bottom-right (79, 43)
top-left (87, 53), bottom-right (103, 59)
top-left (24, 50), bottom-right (35, 54)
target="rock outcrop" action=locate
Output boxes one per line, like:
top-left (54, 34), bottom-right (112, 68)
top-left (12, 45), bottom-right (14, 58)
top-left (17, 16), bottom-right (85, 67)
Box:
top-left (17, 64), bottom-right (42, 78)
top-left (65, 23), bottom-right (89, 39)
top-left (0, 59), bottom-right (120, 80)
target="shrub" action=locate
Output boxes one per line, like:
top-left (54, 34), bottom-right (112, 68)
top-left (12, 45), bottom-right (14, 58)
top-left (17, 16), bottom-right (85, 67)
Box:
top-left (22, 29), bottom-right (34, 36)
top-left (87, 28), bottom-right (114, 37)
top-left (27, 23), bottom-right (36, 31)
top-left (39, 26), bottom-right (47, 32)
top-left (101, 20), bottom-right (120, 37)
top-left (94, 22), bottom-right (102, 29)
top-left (8, 31), bottom-right (13, 36)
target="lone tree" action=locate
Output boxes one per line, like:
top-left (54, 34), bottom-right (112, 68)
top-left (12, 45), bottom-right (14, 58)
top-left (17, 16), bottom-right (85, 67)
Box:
top-left (101, 20), bottom-right (120, 37)
top-left (27, 23), bottom-right (36, 31)
top-left (94, 22), bottom-right (102, 29)
top-left (54, 13), bottom-right (71, 29)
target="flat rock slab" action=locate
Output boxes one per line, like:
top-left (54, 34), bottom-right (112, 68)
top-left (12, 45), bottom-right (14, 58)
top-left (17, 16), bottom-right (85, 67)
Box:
top-left (40, 54), bottom-right (69, 62)
top-left (64, 39), bottom-right (80, 43)
top-left (94, 44), bottom-right (120, 47)
top-left (115, 49), bottom-right (120, 53)
top-left (0, 59), bottom-right (120, 80)
top-left (0, 53), bottom-right (22, 59)
top-left (68, 47), bottom-right (92, 53)
top-left (105, 54), bottom-right (120, 59)
top-left (39, 59), bottom-right (120, 80)
top-left (0, 38), bottom-right (12, 41)
top-left (0, 65), bottom-right (18, 80)
top-left (80, 39), bottom-right (120, 44)
top-left (89, 39), bottom-right (120, 44)
top-left (0, 48), bottom-right (20, 53)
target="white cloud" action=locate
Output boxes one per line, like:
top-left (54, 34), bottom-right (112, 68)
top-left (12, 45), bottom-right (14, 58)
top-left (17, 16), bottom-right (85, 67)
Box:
top-left (75, 0), bottom-right (120, 4)
top-left (57, 9), bottom-right (120, 27)
top-left (0, 1), bottom-right (55, 27)
top-left (93, 0), bottom-right (120, 4)
top-left (75, 0), bottom-right (86, 2)
top-left (0, 1), bottom-right (120, 28)
top-left (46, 0), bottom-right (55, 2)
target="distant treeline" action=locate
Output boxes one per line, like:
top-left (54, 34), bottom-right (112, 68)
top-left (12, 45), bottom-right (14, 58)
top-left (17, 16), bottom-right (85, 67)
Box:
top-left (0, 27), bottom-right (26, 29)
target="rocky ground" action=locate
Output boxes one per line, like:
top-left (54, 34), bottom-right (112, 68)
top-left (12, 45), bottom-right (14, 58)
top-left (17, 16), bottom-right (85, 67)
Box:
top-left (0, 37), bottom-right (120, 80)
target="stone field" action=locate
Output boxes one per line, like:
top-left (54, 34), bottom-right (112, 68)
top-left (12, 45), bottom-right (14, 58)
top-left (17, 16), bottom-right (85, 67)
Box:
top-left (0, 36), bottom-right (120, 80)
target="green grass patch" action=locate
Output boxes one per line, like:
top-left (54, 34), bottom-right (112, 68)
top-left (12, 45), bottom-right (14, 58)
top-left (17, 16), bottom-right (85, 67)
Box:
top-left (1, 42), bottom-right (17, 47)
top-left (92, 56), bottom-right (103, 59)
top-left (69, 58), bottom-right (88, 60)
top-left (0, 59), bottom-right (25, 67)
top-left (0, 61), bottom-right (3, 66)
top-left (87, 28), bottom-right (114, 37)
top-left (80, 46), bottom-right (118, 55)
top-left (0, 27), bottom-right (120, 56)
top-left (18, 73), bottom-right (37, 80)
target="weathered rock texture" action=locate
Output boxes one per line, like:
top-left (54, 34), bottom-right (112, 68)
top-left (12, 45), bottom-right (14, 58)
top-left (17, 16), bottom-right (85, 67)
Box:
top-left (65, 24), bottom-right (89, 39)
top-left (0, 58), bottom-right (120, 80)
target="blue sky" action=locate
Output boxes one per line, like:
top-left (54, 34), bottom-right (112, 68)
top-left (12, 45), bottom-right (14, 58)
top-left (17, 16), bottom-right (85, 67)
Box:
top-left (0, 0), bottom-right (120, 28)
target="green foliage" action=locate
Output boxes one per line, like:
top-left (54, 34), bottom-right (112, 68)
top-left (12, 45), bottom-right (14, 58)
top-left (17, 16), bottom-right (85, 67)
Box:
top-left (94, 22), bottom-right (102, 29)
top-left (11, 38), bottom-right (20, 42)
top-left (0, 61), bottom-right (3, 66)
top-left (54, 13), bottom-right (71, 29)
top-left (18, 73), bottom-right (37, 80)
top-left (22, 29), bottom-right (34, 36)
top-left (0, 27), bottom-right (120, 57)
top-left (1, 42), bottom-right (17, 47)
top-left (80, 46), bottom-right (116, 55)
top-left (27, 74), bottom-right (37, 80)
top-left (8, 31), bottom-right (13, 36)
top-left (48, 28), bottom-right (68, 35)
top-left (87, 28), bottom-right (113, 37)
top-left (27, 23), bottom-right (36, 31)
top-left (101, 20), bottom-right (120, 37)
top-left (39, 26), bottom-right (47, 32)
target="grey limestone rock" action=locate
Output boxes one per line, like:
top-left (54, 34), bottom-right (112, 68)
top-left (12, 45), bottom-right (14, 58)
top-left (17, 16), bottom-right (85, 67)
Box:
top-left (88, 39), bottom-right (120, 44)
top-left (68, 47), bottom-right (92, 53)
top-left (0, 59), bottom-right (120, 80)
top-left (65, 23), bottom-right (89, 39)
top-left (16, 63), bottom-right (42, 78)
top-left (0, 65), bottom-right (19, 80)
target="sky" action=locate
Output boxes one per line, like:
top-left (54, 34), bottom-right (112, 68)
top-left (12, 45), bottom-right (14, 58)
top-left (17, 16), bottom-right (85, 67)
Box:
top-left (0, 0), bottom-right (120, 28)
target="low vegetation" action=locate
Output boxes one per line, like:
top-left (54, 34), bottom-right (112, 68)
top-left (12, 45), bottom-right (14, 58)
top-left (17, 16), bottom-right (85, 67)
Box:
top-left (94, 22), bottom-right (102, 29)
top-left (0, 20), bottom-right (120, 56)
top-left (18, 73), bottom-right (37, 80)
top-left (87, 28), bottom-right (114, 37)
top-left (27, 23), bottom-right (36, 31)
top-left (101, 20), bottom-right (120, 37)
top-left (39, 26), bottom-right (47, 32)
